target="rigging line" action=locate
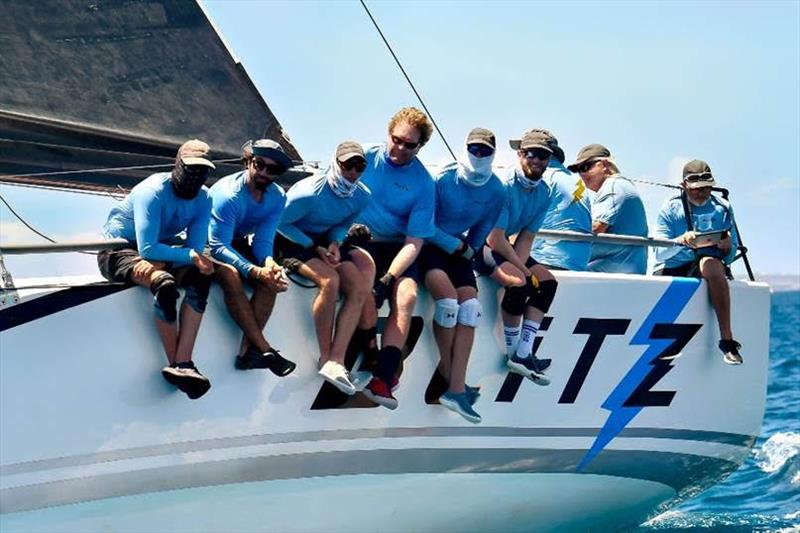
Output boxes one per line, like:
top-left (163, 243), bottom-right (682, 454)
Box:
top-left (359, 0), bottom-right (457, 161)
top-left (0, 158), bottom-right (242, 180)
top-left (0, 193), bottom-right (97, 255)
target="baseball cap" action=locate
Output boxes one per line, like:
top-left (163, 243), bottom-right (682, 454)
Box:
top-left (567, 144), bottom-right (612, 172)
top-left (509, 129), bottom-right (553, 152)
top-left (177, 139), bottom-right (215, 169)
top-left (251, 139), bottom-right (293, 171)
top-left (682, 159), bottom-right (716, 189)
top-left (466, 127), bottom-right (496, 149)
top-left (335, 140), bottom-right (366, 162)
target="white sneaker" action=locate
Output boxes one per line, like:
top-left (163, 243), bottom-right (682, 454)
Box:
top-left (349, 370), bottom-right (373, 392)
top-left (318, 361), bottom-right (357, 395)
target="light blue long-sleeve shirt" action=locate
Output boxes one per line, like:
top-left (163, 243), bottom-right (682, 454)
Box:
top-left (208, 171), bottom-right (285, 277)
top-left (428, 163), bottom-right (506, 254)
top-left (278, 173), bottom-right (371, 248)
top-left (102, 172), bottom-right (211, 264)
top-left (531, 160), bottom-right (593, 270)
top-left (356, 144), bottom-right (435, 241)
top-left (588, 175), bottom-right (649, 274)
top-left (493, 167), bottom-right (551, 237)
top-left (653, 194), bottom-right (739, 271)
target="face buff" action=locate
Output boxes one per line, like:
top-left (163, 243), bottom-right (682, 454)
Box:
top-left (326, 155), bottom-right (359, 198)
top-left (457, 147), bottom-right (495, 187)
top-left (171, 163), bottom-right (209, 199)
top-left (514, 166), bottom-right (541, 190)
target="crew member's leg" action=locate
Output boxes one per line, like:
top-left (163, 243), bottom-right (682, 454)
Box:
top-left (296, 258), bottom-right (340, 366)
top-left (449, 285), bottom-right (479, 394)
top-left (699, 257), bottom-right (743, 364)
top-left (216, 264), bottom-right (272, 354)
top-left (329, 257), bottom-right (373, 365)
top-left (425, 268), bottom-right (459, 382)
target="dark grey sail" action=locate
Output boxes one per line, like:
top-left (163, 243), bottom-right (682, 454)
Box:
top-left (0, 0), bottom-right (304, 193)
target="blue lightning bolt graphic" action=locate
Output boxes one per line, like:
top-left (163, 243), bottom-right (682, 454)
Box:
top-left (577, 278), bottom-right (701, 471)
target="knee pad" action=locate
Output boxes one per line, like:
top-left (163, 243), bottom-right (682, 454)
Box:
top-left (181, 267), bottom-right (212, 314)
top-left (501, 285), bottom-right (527, 316)
top-left (433, 298), bottom-right (459, 328)
top-left (527, 278), bottom-right (558, 314)
top-left (151, 272), bottom-right (178, 323)
top-left (457, 297), bottom-right (482, 327)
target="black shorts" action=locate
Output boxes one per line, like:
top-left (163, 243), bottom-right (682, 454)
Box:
top-left (360, 241), bottom-right (421, 282)
top-left (274, 233), bottom-right (354, 265)
top-left (472, 246), bottom-right (538, 276)
top-left (97, 247), bottom-right (188, 283)
top-left (655, 259), bottom-right (732, 279)
top-left (418, 245), bottom-right (477, 289)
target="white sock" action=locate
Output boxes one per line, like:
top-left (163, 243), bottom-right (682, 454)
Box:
top-left (504, 325), bottom-right (521, 358)
top-left (515, 319), bottom-right (541, 360)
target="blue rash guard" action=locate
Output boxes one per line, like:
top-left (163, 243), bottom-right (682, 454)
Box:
top-left (653, 194), bottom-right (739, 271)
top-left (588, 174), bottom-right (649, 274)
top-left (356, 144), bottom-right (435, 241)
top-left (531, 160), bottom-right (592, 270)
top-left (428, 163), bottom-right (506, 254)
top-left (493, 167), bottom-right (551, 237)
top-left (102, 172), bottom-right (211, 265)
top-left (208, 170), bottom-right (286, 277)
top-left (278, 173), bottom-right (371, 247)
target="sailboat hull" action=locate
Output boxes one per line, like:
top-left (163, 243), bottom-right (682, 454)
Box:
top-left (0, 272), bottom-right (770, 531)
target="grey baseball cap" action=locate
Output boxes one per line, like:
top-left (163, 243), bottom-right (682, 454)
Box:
top-left (509, 129), bottom-right (554, 152)
top-left (567, 144), bottom-right (612, 172)
top-left (682, 159), bottom-right (716, 189)
top-left (336, 140), bottom-right (366, 162)
top-left (466, 127), bottom-right (496, 149)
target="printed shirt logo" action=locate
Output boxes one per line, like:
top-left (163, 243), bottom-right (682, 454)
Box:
top-left (571, 178), bottom-right (586, 205)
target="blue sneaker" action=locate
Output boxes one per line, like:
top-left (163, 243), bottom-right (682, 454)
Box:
top-left (466, 385), bottom-right (481, 406)
top-left (507, 355), bottom-right (550, 386)
top-left (439, 391), bottom-right (482, 424)
top-left (532, 356), bottom-right (552, 372)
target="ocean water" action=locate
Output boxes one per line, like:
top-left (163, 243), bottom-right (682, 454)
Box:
top-left (639, 291), bottom-right (800, 532)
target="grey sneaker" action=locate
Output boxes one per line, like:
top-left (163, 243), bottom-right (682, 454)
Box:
top-left (507, 355), bottom-right (551, 385)
top-left (466, 385), bottom-right (481, 406)
top-left (162, 362), bottom-right (211, 400)
top-left (719, 339), bottom-right (744, 365)
top-left (318, 361), bottom-right (357, 395)
top-left (439, 391), bottom-right (482, 424)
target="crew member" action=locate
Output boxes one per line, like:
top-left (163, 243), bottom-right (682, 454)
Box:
top-left (568, 144), bottom-right (648, 274)
top-left (208, 139), bottom-right (296, 376)
top-left (653, 159), bottom-right (743, 364)
top-left (99, 140), bottom-right (216, 399)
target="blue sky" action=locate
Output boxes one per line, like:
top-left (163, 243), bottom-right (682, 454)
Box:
top-left (1, 0), bottom-right (798, 277)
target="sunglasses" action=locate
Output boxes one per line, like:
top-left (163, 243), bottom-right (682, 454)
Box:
top-left (467, 143), bottom-right (495, 158)
top-left (391, 135), bottom-right (421, 150)
top-left (181, 163), bottom-right (211, 179)
top-left (576, 160), bottom-right (599, 173)
top-left (684, 172), bottom-right (713, 183)
top-left (523, 148), bottom-right (551, 161)
top-left (252, 159), bottom-right (285, 175)
top-left (339, 157), bottom-right (367, 172)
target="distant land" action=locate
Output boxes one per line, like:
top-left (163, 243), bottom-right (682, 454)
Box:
top-left (758, 274), bottom-right (800, 292)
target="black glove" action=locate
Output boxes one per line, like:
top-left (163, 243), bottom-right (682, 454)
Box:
top-left (373, 272), bottom-right (395, 309)
top-left (281, 257), bottom-right (303, 274)
top-left (343, 223), bottom-right (372, 247)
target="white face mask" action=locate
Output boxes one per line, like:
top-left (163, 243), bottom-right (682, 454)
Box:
top-left (326, 155), bottom-right (359, 198)
top-left (458, 146), bottom-right (495, 187)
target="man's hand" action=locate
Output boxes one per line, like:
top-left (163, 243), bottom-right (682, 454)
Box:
top-left (316, 242), bottom-right (340, 267)
top-left (373, 272), bottom-right (395, 309)
top-left (259, 258), bottom-right (289, 292)
top-left (676, 231), bottom-right (697, 248)
top-left (344, 224), bottom-right (372, 247)
top-left (190, 249), bottom-right (215, 275)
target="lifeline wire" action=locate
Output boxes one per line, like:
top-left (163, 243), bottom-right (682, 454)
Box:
top-left (359, 0), bottom-right (457, 161)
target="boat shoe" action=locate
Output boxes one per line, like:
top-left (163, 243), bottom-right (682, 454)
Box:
top-left (439, 391), bottom-right (481, 424)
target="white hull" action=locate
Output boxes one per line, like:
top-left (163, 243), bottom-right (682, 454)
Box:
top-left (0, 272), bottom-right (770, 531)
